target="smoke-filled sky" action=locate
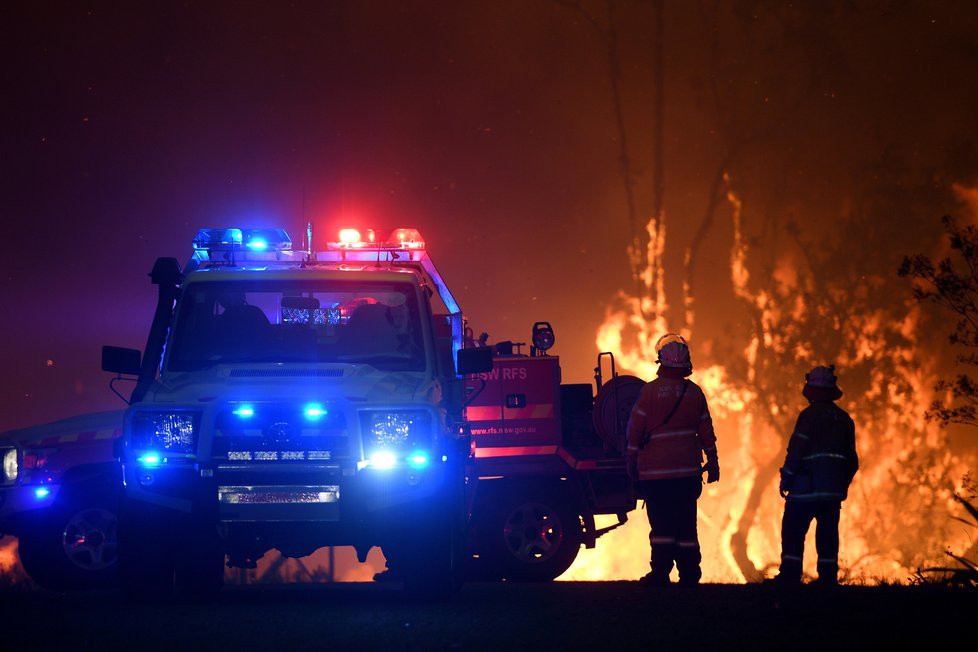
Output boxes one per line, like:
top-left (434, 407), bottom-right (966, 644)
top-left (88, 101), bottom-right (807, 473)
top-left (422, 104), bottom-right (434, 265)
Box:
top-left (3, 0), bottom-right (978, 432)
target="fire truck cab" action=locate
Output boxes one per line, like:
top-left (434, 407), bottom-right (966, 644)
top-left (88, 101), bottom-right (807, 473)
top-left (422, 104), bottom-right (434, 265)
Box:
top-left (104, 226), bottom-right (481, 598)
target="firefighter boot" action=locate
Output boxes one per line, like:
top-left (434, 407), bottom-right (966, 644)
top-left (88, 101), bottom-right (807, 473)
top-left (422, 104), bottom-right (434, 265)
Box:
top-left (675, 543), bottom-right (702, 586)
top-left (814, 558), bottom-right (839, 586)
top-left (639, 544), bottom-right (674, 586)
top-left (766, 554), bottom-right (803, 585)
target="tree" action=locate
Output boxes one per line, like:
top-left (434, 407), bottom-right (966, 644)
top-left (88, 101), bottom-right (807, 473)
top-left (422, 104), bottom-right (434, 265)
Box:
top-left (900, 214), bottom-right (978, 579)
top-left (900, 215), bottom-right (978, 428)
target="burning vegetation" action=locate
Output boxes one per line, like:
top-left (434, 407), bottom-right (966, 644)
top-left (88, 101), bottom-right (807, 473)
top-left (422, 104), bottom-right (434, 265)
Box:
top-left (564, 178), bottom-right (977, 585)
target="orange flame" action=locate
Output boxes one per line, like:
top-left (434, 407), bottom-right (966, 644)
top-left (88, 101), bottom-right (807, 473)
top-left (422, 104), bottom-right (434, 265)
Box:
top-left (570, 177), bottom-right (977, 584)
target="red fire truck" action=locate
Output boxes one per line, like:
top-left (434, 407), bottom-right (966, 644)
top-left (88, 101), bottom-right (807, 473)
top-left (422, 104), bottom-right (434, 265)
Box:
top-left (0, 226), bottom-right (642, 592)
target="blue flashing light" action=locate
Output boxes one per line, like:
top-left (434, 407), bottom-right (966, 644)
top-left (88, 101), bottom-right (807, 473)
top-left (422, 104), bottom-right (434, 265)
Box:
top-left (304, 403), bottom-right (327, 420)
top-left (192, 228), bottom-right (292, 255)
top-left (233, 406), bottom-right (255, 418)
top-left (369, 451), bottom-right (397, 470)
top-left (34, 487), bottom-right (51, 500)
top-left (407, 452), bottom-right (430, 469)
top-left (138, 453), bottom-right (161, 465)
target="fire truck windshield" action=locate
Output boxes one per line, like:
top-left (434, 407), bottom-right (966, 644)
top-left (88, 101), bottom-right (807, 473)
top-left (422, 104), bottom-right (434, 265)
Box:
top-left (168, 279), bottom-right (425, 372)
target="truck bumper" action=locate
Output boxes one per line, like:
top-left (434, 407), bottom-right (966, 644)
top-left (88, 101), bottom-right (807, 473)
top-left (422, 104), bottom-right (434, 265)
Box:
top-left (122, 460), bottom-right (458, 523)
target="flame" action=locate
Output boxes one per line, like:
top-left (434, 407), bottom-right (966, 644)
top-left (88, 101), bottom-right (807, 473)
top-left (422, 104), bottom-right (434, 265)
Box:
top-left (570, 177), bottom-right (977, 584)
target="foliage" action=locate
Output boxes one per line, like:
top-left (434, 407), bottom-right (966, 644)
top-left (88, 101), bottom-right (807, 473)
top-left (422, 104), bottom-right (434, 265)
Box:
top-left (910, 492), bottom-right (978, 588)
top-left (899, 215), bottom-right (978, 428)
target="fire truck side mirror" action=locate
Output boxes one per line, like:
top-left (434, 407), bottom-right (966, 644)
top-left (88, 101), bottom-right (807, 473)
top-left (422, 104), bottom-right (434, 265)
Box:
top-left (102, 345), bottom-right (141, 376)
top-left (456, 346), bottom-right (493, 376)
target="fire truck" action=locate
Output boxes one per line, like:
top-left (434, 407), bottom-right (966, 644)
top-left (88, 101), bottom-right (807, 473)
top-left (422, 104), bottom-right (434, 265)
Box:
top-left (1, 226), bottom-right (642, 595)
top-left (0, 411), bottom-right (123, 590)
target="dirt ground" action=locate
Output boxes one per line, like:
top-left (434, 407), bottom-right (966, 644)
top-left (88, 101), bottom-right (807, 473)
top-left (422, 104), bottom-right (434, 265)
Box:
top-left (0, 580), bottom-right (974, 651)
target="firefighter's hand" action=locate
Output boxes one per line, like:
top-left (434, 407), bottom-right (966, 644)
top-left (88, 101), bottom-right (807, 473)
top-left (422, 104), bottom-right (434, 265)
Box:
top-left (705, 458), bottom-right (720, 484)
top-left (779, 476), bottom-right (790, 499)
top-left (627, 457), bottom-right (638, 483)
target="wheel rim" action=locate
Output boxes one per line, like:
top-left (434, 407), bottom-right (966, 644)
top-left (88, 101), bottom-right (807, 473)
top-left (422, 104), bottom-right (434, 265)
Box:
top-left (61, 507), bottom-right (119, 571)
top-left (501, 502), bottom-right (564, 564)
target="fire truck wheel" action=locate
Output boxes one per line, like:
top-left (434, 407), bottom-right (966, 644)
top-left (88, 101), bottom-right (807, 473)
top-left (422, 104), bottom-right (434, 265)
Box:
top-left (18, 496), bottom-right (120, 591)
top-left (487, 492), bottom-right (583, 582)
top-left (117, 499), bottom-right (176, 600)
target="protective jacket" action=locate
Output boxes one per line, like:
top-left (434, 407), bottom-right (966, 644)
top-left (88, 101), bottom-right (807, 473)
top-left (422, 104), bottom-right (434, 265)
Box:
top-left (780, 400), bottom-right (858, 501)
top-left (626, 368), bottom-right (717, 481)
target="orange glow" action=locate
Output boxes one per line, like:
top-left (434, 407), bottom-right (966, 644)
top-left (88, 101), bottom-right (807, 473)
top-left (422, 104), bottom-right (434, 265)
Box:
top-left (571, 177), bottom-right (977, 585)
top-left (0, 540), bottom-right (19, 573)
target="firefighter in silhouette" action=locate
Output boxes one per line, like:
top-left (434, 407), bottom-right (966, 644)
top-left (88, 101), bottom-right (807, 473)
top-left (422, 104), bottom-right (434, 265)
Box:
top-left (769, 365), bottom-right (858, 586)
top-left (626, 333), bottom-right (720, 586)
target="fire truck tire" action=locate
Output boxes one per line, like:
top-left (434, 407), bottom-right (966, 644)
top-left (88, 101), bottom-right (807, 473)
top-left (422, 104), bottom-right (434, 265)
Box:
top-left (17, 494), bottom-right (119, 591)
top-left (117, 499), bottom-right (176, 600)
top-left (486, 491), bottom-right (583, 582)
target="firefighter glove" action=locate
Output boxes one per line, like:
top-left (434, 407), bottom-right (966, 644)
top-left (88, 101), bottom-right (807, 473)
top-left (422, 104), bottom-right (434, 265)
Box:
top-left (779, 472), bottom-right (791, 498)
top-left (705, 456), bottom-right (720, 484)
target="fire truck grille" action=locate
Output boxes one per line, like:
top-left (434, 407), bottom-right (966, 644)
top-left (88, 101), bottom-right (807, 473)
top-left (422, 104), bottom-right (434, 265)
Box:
top-left (213, 402), bottom-right (350, 461)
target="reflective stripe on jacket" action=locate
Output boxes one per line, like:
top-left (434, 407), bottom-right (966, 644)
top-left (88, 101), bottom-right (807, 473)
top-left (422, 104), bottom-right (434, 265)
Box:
top-left (781, 400), bottom-right (858, 502)
top-left (625, 370), bottom-right (717, 481)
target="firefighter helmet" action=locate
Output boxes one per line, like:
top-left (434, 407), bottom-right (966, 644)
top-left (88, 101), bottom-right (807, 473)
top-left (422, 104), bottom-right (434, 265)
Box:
top-left (804, 365), bottom-right (843, 401)
top-left (655, 333), bottom-right (692, 369)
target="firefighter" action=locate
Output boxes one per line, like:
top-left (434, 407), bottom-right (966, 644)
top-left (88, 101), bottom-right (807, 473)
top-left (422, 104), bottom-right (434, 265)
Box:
top-left (626, 333), bottom-right (720, 586)
top-left (769, 365), bottom-right (858, 586)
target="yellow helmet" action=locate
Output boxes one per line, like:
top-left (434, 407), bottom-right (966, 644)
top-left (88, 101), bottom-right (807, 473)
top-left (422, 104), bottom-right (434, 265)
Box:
top-left (655, 333), bottom-right (691, 369)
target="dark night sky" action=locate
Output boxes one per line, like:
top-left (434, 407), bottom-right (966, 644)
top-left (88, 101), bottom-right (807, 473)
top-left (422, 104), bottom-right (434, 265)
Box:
top-left (3, 1), bottom-right (978, 432)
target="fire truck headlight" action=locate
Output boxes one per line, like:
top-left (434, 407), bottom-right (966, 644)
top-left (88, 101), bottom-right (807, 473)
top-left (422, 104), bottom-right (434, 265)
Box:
top-left (361, 410), bottom-right (433, 466)
top-left (1, 447), bottom-right (17, 484)
top-left (131, 411), bottom-right (200, 455)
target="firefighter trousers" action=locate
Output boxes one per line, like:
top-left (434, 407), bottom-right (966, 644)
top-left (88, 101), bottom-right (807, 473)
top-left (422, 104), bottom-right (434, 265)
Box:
top-left (638, 476), bottom-right (703, 584)
top-left (779, 499), bottom-right (841, 582)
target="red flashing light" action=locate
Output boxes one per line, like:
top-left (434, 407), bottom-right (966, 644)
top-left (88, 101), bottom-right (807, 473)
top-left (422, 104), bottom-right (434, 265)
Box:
top-left (327, 227), bottom-right (425, 251)
top-left (389, 228), bottom-right (425, 249)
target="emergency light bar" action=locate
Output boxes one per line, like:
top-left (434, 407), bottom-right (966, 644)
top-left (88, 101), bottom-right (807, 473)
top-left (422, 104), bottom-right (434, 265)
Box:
top-left (191, 228), bottom-right (294, 263)
top-left (327, 228), bottom-right (425, 251)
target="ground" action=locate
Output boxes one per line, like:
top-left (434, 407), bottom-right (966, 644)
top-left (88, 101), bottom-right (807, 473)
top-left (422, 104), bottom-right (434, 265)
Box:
top-left (0, 580), bottom-right (973, 651)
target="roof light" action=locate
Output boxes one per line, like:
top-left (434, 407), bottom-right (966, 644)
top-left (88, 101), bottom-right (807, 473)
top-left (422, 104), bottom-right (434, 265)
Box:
top-left (389, 228), bottom-right (425, 249)
top-left (338, 228), bottom-right (361, 245)
top-left (334, 228), bottom-right (378, 248)
top-left (326, 227), bottom-right (426, 253)
top-left (34, 487), bottom-right (51, 500)
top-left (193, 228), bottom-right (243, 249)
top-left (192, 228), bottom-right (293, 260)
top-left (233, 405), bottom-right (255, 418)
